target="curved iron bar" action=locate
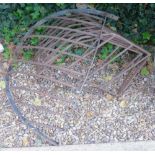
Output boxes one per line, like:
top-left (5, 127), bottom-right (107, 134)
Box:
top-left (19, 8), bottom-right (119, 44)
top-left (4, 66), bottom-right (59, 146)
top-left (5, 9), bottom-right (151, 146)
top-left (5, 11), bottom-right (119, 144)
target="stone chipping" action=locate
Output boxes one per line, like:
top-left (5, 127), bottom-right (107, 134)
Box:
top-left (0, 62), bottom-right (155, 148)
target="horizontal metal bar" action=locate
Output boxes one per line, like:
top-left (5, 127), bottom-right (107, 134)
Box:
top-left (68, 40), bottom-right (99, 68)
top-left (38, 25), bottom-right (97, 37)
top-left (26, 34), bottom-right (94, 48)
top-left (93, 45), bottom-right (133, 74)
top-left (37, 31), bottom-right (73, 63)
top-left (12, 71), bottom-right (76, 89)
top-left (96, 53), bottom-right (144, 84)
top-left (13, 59), bottom-right (85, 77)
top-left (100, 34), bottom-right (149, 55)
top-left (116, 35), bottom-right (150, 56)
top-left (117, 59), bottom-right (147, 96)
top-left (38, 25), bottom-right (112, 39)
top-left (96, 34), bottom-right (115, 49)
top-left (17, 45), bottom-right (92, 61)
top-left (110, 53), bottom-right (143, 81)
top-left (72, 12), bottom-right (104, 22)
top-left (20, 9), bottom-right (118, 46)
top-left (36, 32), bottom-right (93, 75)
top-left (50, 16), bottom-right (101, 28)
top-left (38, 20), bottom-right (69, 47)
top-left (75, 34), bottom-right (114, 71)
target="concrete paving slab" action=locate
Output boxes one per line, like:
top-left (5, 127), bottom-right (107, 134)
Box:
top-left (1, 140), bottom-right (155, 151)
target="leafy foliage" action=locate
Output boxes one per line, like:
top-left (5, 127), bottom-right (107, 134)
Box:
top-left (0, 3), bottom-right (154, 65)
top-left (73, 48), bottom-right (84, 56)
top-left (0, 80), bottom-right (6, 90)
top-left (2, 47), bottom-right (11, 60)
top-left (95, 4), bottom-right (155, 46)
top-left (98, 43), bottom-right (113, 60)
top-left (140, 66), bottom-right (150, 76)
top-left (54, 55), bottom-right (68, 65)
top-left (30, 37), bottom-right (39, 46)
top-left (0, 3), bottom-right (74, 44)
top-left (23, 50), bottom-right (34, 61)
top-left (0, 3), bottom-right (154, 46)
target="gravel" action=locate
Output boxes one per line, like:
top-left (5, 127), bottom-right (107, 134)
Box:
top-left (0, 62), bottom-right (155, 148)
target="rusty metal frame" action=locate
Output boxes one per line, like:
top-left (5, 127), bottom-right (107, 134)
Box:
top-left (10, 8), bottom-right (150, 96)
top-left (4, 8), bottom-right (151, 146)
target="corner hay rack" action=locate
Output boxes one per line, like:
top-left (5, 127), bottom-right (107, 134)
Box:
top-left (11, 8), bottom-right (151, 96)
top-left (5, 9), bottom-right (150, 145)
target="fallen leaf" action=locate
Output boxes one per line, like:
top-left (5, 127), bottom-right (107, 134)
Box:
top-left (0, 70), bottom-right (7, 77)
top-left (22, 136), bottom-right (29, 146)
top-left (140, 66), bottom-right (149, 76)
top-left (33, 96), bottom-right (41, 106)
top-left (0, 80), bottom-right (6, 89)
top-left (3, 62), bottom-right (9, 70)
top-left (119, 100), bottom-right (128, 108)
top-left (102, 75), bottom-right (112, 81)
top-left (109, 26), bottom-right (117, 32)
top-left (138, 118), bottom-right (146, 128)
top-left (109, 63), bottom-right (119, 72)
top-left (105, 93), bottom-right (114, 101)
top-left (86, 111), bottom-right (94, 118)
top-left (97, 59), bottom-right (103, 65)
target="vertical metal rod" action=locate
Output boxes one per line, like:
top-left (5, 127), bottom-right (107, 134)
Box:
top-left (79, 17), bottom-right (108, 92)
top-left (153, 51), bottom-right (155, 93)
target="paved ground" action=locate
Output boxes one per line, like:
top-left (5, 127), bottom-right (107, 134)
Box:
top-left (1, 141), bottom-right (155, 151)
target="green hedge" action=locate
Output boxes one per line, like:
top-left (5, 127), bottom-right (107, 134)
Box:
top-left (0, 3), bottom-right (155, 47)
